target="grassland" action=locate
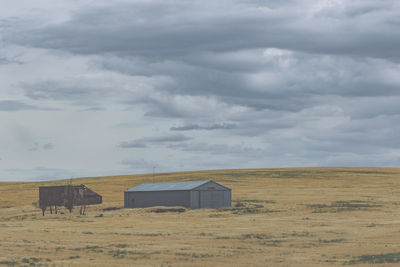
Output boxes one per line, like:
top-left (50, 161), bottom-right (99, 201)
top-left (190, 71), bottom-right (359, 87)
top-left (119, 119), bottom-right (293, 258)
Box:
top-left (1, 167), bottom-right (400, 266)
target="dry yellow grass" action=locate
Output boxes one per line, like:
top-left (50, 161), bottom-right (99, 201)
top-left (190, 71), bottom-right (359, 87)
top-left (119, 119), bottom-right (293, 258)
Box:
top-left (1, 167), bottom-right (400, 266)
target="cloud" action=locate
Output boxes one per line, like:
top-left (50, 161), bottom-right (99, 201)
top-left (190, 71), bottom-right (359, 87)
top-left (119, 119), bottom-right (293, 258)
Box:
top-left (22, 78), bottom-right (120, 106)
top-left (0, 56), bottom-right (19, 65)
top-left (171, 123), bottom-right (236, 131)
top-left (1, 0), bottom-right (400, 180)
top-left (78, 107), bottom-right (105, 112)
top-left (120, 158), bottom-right (160, 172)
top-left (28, 142), bottom-right (40, 151)
top-left (5, 1), bottom-right (400, 116)
top-left (119, 141), bottom-right (147, 148)
top-left (3, 166), bottom-right (76, 181)
top-left (6, 0), bottom-right (400, 61)
top-left (118, 134), bottom-right (192, 148)
top-left (42, 143), bottom-right (55, 150)
top-left (28, 142), bottom-right (55, 151)
top-left (0, 100), bottom-right (50, 111)
top-left (168, 142), bottom-right (265, 157)
top-left (0, 48), bottom-right (24, 65)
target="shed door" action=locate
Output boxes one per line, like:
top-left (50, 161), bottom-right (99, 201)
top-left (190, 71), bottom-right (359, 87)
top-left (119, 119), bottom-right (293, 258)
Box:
top-left (199, 191), bottom-right (224, 208)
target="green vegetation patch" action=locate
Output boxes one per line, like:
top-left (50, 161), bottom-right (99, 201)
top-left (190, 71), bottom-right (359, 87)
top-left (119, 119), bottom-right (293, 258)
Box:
top-left (0, 215), bottom-right (29, 222)
top-left (102, 207), bottom-right (121, 211)
top-left (345, 252), bottom-right (400, 264)
top-left (0, 260), bottom-right (18, 266)
top-left (21, 257), bottom-right (43, 265)
top-left (109, 249), bottom-right (128, 258)
top-left (232, 207), bottom-right (279, 215)
top-left (307, 200), bottom-right (380, 213)
top-left (108, 249), bottom-right (158, 259)
top-left (215, 236), bottom-right (231, 239)
top-left (69, 255), bottom-right (80, 260)
top-left (191, 253), bottom-right (214, 258)
top-left (260, 239), bottom-right (286, 247)
top-left (208, 213), bottom-right (225, 218)
top-left (86, 245), bottom-right (102, 249)
top-left (240, 233), bottom-right (272, 240)
top-left (237, 199), bottom-right (276, 204)
top-left (149, 207), bottom-right (186, 213)
top-left (318, 239), bottom-right (345, 244)
top-left (282, 231), bottom-right (315, 238)
top-left (226, 200), bottom-right (280, 215)
top-left (133, 233), bottom-right (163, 237)
top-left (237, 233), bottom-right (286, 247)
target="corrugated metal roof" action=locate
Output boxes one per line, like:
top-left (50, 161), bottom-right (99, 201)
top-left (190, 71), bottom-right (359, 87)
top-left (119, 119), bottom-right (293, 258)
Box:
top-left (126, 180), bottom-right (210, 192)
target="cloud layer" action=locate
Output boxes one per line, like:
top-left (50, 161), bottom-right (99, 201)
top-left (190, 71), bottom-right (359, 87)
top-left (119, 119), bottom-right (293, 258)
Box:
top-left (1, 0), bottom-right (400, 180)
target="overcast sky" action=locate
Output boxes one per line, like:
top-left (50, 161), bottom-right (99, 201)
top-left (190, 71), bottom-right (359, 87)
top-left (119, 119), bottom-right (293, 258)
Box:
top-left (1, 0), bottom-right (400, 181)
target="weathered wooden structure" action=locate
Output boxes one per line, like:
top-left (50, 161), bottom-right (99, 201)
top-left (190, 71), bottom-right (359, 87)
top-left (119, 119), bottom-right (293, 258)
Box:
top-left (39, 184), bottom-right (102, 216)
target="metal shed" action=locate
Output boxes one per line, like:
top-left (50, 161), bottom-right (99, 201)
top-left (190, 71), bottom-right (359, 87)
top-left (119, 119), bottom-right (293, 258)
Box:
top-left (124, 180), bottom-right (231, 209)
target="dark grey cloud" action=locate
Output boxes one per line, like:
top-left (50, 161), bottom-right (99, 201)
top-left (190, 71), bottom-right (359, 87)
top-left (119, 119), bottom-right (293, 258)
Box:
top-left (78, 107), bottom-right (105, 112)
top-left (119, 141), bottom-right (147, 148)
top-left (171, 123), bottom-right (236, 131)
top-left (0, 57), bottom-right (10, 64)
top-left (28, 142), bottom-right (40, 151)
top-left (0, 100), bottom-right (51, 111)
top-left (120, 158), bottom-right (163, 173)
top-left (0, 56), bottom-right (21, 65)
top-left (21, 79), bottom-right (121, 107)
top-left (42, 143), bottom-right (54, 150)
top-left (119, 134), bottom-right (192, 148)
top-left (5, 1), bottom-right (400, 60)
top-left (29, 142), bottom-right (55, 151)
top-left (103, 50), bottom-right (400, 117)
top-left (168, 142), bottom-right (265, 157)
top-left (5, 1), bottom-right (400, 115)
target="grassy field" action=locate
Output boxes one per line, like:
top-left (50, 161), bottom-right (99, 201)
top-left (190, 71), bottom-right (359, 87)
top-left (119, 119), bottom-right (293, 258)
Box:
top-left (1, 167), bottom-right (400, 266)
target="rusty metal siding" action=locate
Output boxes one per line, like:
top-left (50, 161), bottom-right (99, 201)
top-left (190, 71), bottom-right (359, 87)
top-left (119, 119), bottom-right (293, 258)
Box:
top-left (125, 190), bottom-right (190, 208)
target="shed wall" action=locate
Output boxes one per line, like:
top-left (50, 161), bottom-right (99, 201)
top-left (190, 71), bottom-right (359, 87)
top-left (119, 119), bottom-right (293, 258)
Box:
top-left (195, 181), bottom-right (229, 191)
top-left (190, 191), bottom-right (199, 209)
top-left (223, 190), bottom-right (231, 207)
top-left (195, 181), bottom-right (231, 208)
top-left (124, 191), bottom-right (190, 208)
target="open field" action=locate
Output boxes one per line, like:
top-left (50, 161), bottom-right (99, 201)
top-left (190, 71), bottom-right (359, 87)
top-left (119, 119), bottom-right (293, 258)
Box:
top-left (1, 167), bottom-right (400, 266)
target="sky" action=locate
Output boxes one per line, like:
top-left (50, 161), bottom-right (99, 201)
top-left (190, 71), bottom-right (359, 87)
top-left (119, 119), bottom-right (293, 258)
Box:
top-left (1, 0), bottom-right (400, 181)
